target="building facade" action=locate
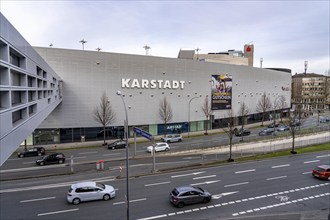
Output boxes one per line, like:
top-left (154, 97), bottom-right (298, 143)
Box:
top-left (291, 73), bottom-right (330, 113)
top-left (0, 13), bottom-right (63, 165)
top-left (33, 46), bottom-right (291, 144)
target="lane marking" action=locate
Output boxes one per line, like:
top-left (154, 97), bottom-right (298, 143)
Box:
top-left (193, 175), bottom-right (216, 180)
top-left (302, 171), bottom-right (311, 175)
top-left (304, 160), bottom-right (320, 164)
top-left (102, 153), bottom-right (121, 156)
top-left (316, 154), bottom-right (330, 158)
top-left (23, 161), bottom-right (35, 164)
top-left (113, 198), bottom-right (147, 205)
top-left (38, 208), bottom-right (79, 216)
top-left (171, 171), bottom-right (205, 178)
top-left (137, 214), bottom-right (167, 220)
top-left (78, 151), bottom-right (98, 155)
top-left (20, 197), bottom-right (56, 203)
top-left (266, 176), bottom-right (287, 181)
top-left (190, 180), bottom-right (220, 186)
top-left (145, 181), bottom-right (171, 187)
top-left (72, 156), bottom-right (86, 160)
top-left (224, 182), bottom-right (249, 188)
top-left (271, 164), bottom-right (290, 168)
top-left (235, 169), bottom-right (256, 174)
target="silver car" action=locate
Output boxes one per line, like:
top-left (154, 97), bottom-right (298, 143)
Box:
top-left (161, 134), bottom-right (183, 143)
top-left (147, 142), bottom-right (170, 153)
top-left (67, 181), bottom-right (116, 205)
top-left (169, 186), bottom-right (212, 208)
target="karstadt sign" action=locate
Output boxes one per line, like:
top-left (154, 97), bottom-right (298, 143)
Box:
top-left (121, 78), bottom-right (185, 89)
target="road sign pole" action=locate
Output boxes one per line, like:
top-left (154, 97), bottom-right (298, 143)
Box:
top-left (152, 138), bottom-right (155, 173)
top-left (134, 132), bottom-right (136, 158)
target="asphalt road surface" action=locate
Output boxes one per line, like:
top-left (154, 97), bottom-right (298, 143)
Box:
top-left (1, 151), bottom-right (329, 220)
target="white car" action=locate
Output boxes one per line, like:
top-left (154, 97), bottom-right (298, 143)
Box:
top-left (161, 134), bottom-right (183, 143)
top-left (147, 143), bottom-right (170, 153)
top-left (67, 181), bottom-right (116, 205)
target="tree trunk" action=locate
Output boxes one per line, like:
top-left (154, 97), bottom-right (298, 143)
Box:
top-left (103, 125), bottom-right (106, 145)
top-left (205, 116), bottom-right (209, 135)
top-left (228, 136), bottom-right (234, 162)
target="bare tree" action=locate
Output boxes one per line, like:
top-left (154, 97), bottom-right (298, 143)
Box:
top-left (284, 104), bottom-right (307, 154)
top-left (222, 109), bottom-right (236, 162)
top-left (93, 92), bottom-right (116, 145)
top-left (201, 96), bottom-right (213, 135)
top-left (277, 95), bottom-right (287, 122)
top-left (237, 102), bottom-right (249, 142)
top-left (159, 97), bottom-right (173, 137)
top-left (256, 92), bottom-right (272, 126)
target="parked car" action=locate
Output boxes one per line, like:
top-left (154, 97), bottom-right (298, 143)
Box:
top-left (258, 128), bottom-right (274, 136)
top-left (36, 153), bottom-right (65, 166)
top-left (147, 143), bottom-right (170, 153)
top-left (234, 128), bottom-right (251, 136)
top-left (319, 117), bottom-right (330, 123)
top-left (290, 119), bottom-right (301, 127)
top-left (169, 186), bottom-right (212, 208)
top-left (267, 122), bottom-right (279, 128)
top-left (17, 147), bottom-right (45, 158)
top-left (277, 125), bottom-right (289, 132)
top-left (161, 134), bottom-right (183, 143)
top-left (108, 140), bottom-right (127, 150)
top-left (67, 181), bottom-right (116, 205)
top-left (312, 165), bottom-right (330, 180)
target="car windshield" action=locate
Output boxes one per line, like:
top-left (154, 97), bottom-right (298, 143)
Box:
top-left (171, 189), bottom-right (179, 196)
top-left (96, 183), bottom-right (105, 189)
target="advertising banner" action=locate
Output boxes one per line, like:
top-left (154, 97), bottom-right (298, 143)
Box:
top-left (211, 74), bottom-right (232, 110)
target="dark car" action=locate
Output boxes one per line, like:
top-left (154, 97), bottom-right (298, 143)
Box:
top-left (17, 147), bottom-right (45, 158)
top-left (234, 128), bottom-right (251, 136)
top-left (267, 123), bottom-right (279, 128)
top-left (169, 186), bottom-right (212, 208)
top-left (290, 119), bottom-right (301, 127)
top-left (277, 124), bottom-right (289, 132)
top-left (36, 153), bottom-right (65, 166)
top-left (108, 140), bottom-right (127, 150)
top-left (312, 165), bottom-right (330, 180)
top-left (258, 128), bottom-right (274, 136)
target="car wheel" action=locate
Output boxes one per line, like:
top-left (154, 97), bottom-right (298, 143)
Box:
top-left (167, 140), bottom-right (170, 143)
top-left (58, 159), bottom-right (64, 164)
top-left (38, 152), bottom-right (42, 156)
top-left (112, 146), bottom-right (115, 150)
top-left (103, 194), bottom-right (111, 201)
top-left (39, 162), bottom-right (44, 166)
top-left (179, 139), bottom-right (182, 142)
top-left (165, 148), bottom-right (169, 151)
top-left (19, 154), bottom-right (24, 158)
top-left (177, 202), bottom-right (185, 208)
top-left (203, 197), bottom-right (211, 203)
top-left (72, 198), bottom-right (80, 205)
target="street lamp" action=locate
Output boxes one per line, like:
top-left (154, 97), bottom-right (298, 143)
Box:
top-left (260, 58), bottom-right (263, 68)
top-left (116, 90), bottom-right (129, 220)
top-left (188, 96), bottom-right (200, 137)
top-left (304, 61), bottom-right (308, 74)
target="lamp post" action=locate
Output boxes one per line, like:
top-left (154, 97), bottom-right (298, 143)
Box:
top-left (188, 96), bottom-right (200, 137)
top-left (304, 61), bottom-right (308, 74)
top-left (272, 96), bottom-right (281, 135)
top-left (260, 58), bottom-right (263, 68)
top-left (116, 90), bottom-right (129, 220)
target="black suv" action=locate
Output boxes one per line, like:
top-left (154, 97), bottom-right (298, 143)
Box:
top-left (36, 153), bottom-right (65, 166)
top-left (234, 128), bottom-right (251, 136)
top-left (17, 147), bottom-right (45, 158)
top-left (108, 140), bottom-right (127, 150)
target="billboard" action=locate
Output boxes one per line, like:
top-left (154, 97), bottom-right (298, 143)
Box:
top-left (211, 74), bottom-right (232, 110)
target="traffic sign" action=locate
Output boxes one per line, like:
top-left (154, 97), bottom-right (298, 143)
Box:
top-left (133, 127), bottom-right (153, 140)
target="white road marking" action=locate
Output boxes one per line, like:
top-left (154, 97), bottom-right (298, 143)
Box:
top-left (212, 191), bottom-right (239, 199)
top-left (72, 156), bottom-right (86, 160)
top-left (235, 169), bottom-right (256, 174)
top-left (20, 197), bottom-right (56, 203)
top-left (190, 180), bottom-right (220, 186)
top-left (302, 171), bottom-right (312, 174)
top-left (171, 171), bottom-right (205, 178)
top-left (145, 181), bottom-right (171, 187)
top-left (271, 164), bottom-right (290, 168)
top-left (266, 176), bottom-right (287, 180)
top-left (136, 214), bottom-right (167, 220)
top-left (304, 160), bottom-right (320, 164)
top-left (78, 151), bottom-right (98, 155)
top-left (38, 208), bottom-right (79, 216)
top-left (182, 156), bottom-right (201, 160)
top-left (316, 154), bottom-right (330, 158)
top-left (113, 198), bottom-right (147, 205)
top-left (224, 182), bottom-right (249, 188)
top-left (193, 175), bottom-right (216, 180)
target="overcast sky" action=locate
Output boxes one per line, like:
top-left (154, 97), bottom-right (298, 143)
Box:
top-left (1, 1), bottom-right (329, 74)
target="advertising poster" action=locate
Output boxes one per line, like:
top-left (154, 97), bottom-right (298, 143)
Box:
top-left (211, 74), bottom-right (232, 110)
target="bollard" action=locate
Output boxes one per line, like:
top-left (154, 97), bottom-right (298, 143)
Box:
top-left (100, 160), bottom-right (105, 170)
top-left (96, 161), bottom-right (100, 170)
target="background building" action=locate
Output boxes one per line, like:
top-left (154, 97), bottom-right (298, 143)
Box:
top-left (291, 73), bottom-right (330, 113)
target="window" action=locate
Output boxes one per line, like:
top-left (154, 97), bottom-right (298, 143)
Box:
top-left (11, 91), bottom-right (22, 105)
top-left (12, 109), bottom-right (23, 123)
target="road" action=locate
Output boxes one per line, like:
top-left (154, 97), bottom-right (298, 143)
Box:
top-left (1, 151), bottom-right (329, 220)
